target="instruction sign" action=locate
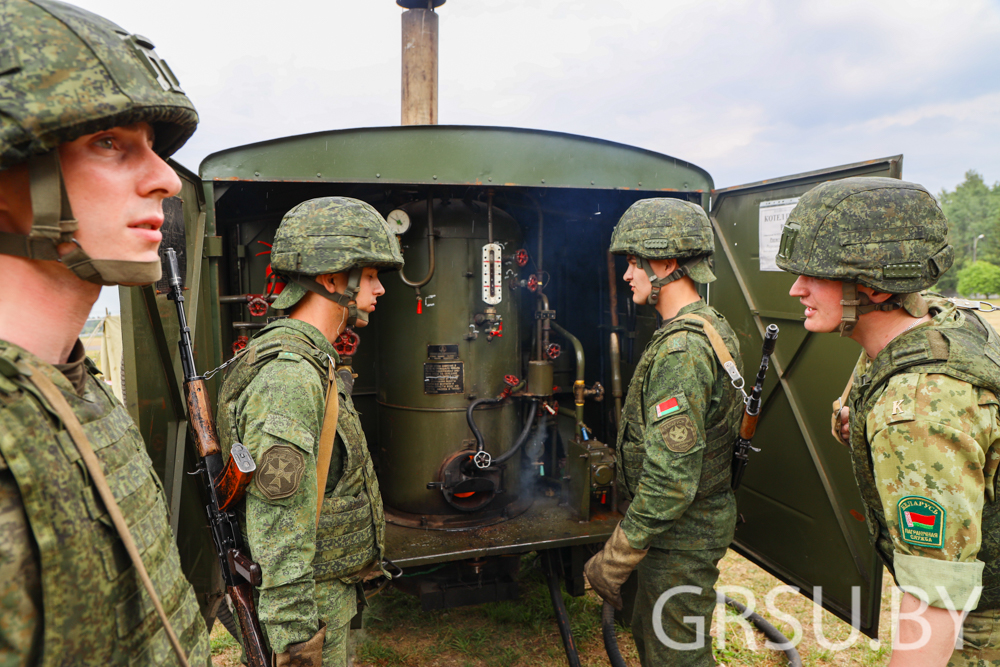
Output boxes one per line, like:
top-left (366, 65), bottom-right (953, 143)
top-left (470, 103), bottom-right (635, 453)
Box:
top-left (758, 197), bottom-right (799, 272)
top-left (424, 362), bottom-right (464, 395)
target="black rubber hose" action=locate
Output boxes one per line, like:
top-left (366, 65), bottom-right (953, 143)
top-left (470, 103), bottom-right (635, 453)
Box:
top-left (600, 596), bottom-right (802, 667)
top-left (721, 594), bottom-right (802, 667)
top-left (543, 551), bottom-right (582, 667)
top-left (602, 602), bottom-right (627, 667)
top-left (466, 397), bottom-right (501, 451)
top-left (491, 399), bottom-right (538, 465)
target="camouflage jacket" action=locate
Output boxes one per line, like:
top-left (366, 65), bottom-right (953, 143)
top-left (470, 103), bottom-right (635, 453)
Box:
top-left (617, 299), bottom-right (742, 551)
top-left (848, 298), bottom-right (1000, 611)
top-left (0, 340), bottom-right (209, 666)
top-left (216, 319), bottom-right (384, 654)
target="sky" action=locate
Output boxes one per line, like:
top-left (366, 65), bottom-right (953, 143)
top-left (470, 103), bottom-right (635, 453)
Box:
top-left (83, 0), bottom-right (1000, 317)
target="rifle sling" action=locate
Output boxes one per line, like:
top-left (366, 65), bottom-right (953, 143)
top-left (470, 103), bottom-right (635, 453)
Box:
top-left (673, 314), bottom-right (737, 372)
top-left (26, 367), bottom-right (191, 667)
top-left (315, 359), bottom-right (339, 527)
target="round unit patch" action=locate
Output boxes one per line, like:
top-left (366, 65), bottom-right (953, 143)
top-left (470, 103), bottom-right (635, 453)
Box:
top-left (660, 414), bottom-right (697, 453)
top-left (254, 444), bottom-right (306, 500)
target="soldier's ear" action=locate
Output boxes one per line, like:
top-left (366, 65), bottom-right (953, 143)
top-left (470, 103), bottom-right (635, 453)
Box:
top-left (860, 286), bottom-right (895, 304)
top-left (0, 163), bottom-right (32, 234)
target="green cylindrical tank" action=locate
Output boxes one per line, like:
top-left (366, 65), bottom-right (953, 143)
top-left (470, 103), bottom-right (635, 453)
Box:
top-left (376, 198), bottom-right (524, 519)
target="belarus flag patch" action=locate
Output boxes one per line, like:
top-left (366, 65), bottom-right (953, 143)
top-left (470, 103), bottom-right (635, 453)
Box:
top-left (655, 397), bottom-right (681, 419)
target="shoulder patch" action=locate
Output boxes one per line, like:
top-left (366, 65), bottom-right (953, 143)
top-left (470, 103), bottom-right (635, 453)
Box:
top-left (660, 414), bottom-right (697, 453)
top-left (254, 444), bottom-right (306, 500)
top-left (665, 332), bottom-right (688, 354)
top-left (882, 374), bottom-right (918, 425)
top-left (897, 496), bottom-right (945, 549)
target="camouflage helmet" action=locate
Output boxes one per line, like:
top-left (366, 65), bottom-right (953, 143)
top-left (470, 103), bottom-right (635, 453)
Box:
top-left (1, 0), bottom-right (198, 169)
top-left (0, 0), bottom-right (199, 286)
top-left (271, 197), bottom-right (404, 322)
top-left (775, 177), bottom-right (953, 335)
top-left (610, 198), bottom-right (715, 305)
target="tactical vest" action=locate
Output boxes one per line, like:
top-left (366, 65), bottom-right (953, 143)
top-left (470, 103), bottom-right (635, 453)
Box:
top-left (847, 300), bottom-right (1000, 610)
top-left (0, 343), bottom-right (208, 666)
top-left (617, 306), bottom-right (742, 543)
top-left (217, 329), bottom-right (384, 584)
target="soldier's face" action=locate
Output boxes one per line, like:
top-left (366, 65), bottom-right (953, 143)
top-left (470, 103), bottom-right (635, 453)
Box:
top-left (624, 256), bottom-right (652, 304)
top-left (58, 123), bottom-right (181, 264)
top-left (354, 267), bottom-right (384, 314)
top-left (789, 275), bottom-right (843, 333)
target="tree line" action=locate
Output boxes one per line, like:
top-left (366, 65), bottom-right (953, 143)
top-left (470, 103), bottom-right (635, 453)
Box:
top-left (935, 170), bottom-right (1000, 297)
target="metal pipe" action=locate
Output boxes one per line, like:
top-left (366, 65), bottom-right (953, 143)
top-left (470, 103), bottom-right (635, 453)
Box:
top-left (550, 321), bottom-right (585, 428)
top-left (487, 189), bottom-right (494, 244)
top-left (400, 195), bottom-right (436, 289)
top-left (400, 5), bottom-right (438, 125)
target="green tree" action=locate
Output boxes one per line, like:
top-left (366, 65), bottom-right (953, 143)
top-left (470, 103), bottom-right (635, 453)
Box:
top-left (956, 261), bottom-right (1000, 297)
top-left (936, 170), bottom-right (1000, 293)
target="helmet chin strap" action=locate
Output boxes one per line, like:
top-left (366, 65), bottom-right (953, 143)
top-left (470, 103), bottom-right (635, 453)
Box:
top-left (289, 268), bottom-right (366, 327)
top-left (0, 151), bottom-right (161, 285)
top-left (839, 282), bottom-right (904, 337)
top-left (636, 256), bottom-right (690, 306)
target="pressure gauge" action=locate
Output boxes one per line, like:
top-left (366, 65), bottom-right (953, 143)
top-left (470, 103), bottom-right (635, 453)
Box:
top-left (385, 209), bottom-right (411, 235)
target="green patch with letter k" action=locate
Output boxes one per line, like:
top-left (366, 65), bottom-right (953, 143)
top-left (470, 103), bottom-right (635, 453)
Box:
top-left (898, 496), bottom-right (945, 549)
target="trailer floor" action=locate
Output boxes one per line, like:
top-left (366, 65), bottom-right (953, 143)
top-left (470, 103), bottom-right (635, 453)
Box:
top-left (384, 495), bottom-right (623, 566)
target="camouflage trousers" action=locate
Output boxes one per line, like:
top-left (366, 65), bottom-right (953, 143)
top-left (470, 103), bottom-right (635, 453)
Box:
top-left (631, 546), bottom-right (728, 667)
top-left (948, 607), bottom-right (1000, 667)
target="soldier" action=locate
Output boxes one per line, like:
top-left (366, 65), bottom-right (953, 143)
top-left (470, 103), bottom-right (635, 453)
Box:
top-left (216, 197), bottom-right (402, 666)
top-left (0, 1), bottom-right (209, 665)
top-left (775, 176), bottom-right (1000, 665)
top-left (585, 198), bottom-right (743, 666)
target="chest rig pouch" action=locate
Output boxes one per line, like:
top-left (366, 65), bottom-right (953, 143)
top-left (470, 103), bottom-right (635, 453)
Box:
top-left (847, 302), bottom-right (1000, 611)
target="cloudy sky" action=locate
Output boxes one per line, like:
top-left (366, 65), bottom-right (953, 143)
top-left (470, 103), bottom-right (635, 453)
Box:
top-left (82, 0), bottom-right (1000, 316)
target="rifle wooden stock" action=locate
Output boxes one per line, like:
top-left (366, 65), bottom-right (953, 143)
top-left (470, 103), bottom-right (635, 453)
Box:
top-left (229, 583), bottom-right (269, 667)
top-left (185, 378), bottom-right (220, 457)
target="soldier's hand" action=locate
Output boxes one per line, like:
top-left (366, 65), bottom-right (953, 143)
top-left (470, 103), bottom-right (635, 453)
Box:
top-left (273, 623), bottom-right (325, 667)
top-left (583, 523), bottom-right (648, 611)
top-left (830, 399), bottom-right (850, 446)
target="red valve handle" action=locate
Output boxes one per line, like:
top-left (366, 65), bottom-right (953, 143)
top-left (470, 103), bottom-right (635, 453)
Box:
top-left (247, 295), bottom-right (268, 317)
top-left (232, 335), bottom-right (249, 355)
top-left (546, 343), bottom-right (561, 360)
top-left (515, 249), bottom-right (529, 267)
top-left (504, 374), bottom-right (520, 387)
top-left (333, 328), bottom-right (360, 357)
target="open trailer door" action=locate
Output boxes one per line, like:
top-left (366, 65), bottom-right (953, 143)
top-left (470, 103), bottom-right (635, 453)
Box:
top-left (708, 155), bottom-right (904, 638)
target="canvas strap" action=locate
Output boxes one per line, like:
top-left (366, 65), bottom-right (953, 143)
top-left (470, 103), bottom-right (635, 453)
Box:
top-left (674, 313), bottom-right (745, 394)
top-left (315, 358), bottom-right (339, 526)
top-left (26, 366), bottom-right (191, 667)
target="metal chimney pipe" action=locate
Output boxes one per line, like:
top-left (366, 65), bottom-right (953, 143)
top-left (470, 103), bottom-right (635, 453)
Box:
top-left (398, 0), bottom-right (444, 125)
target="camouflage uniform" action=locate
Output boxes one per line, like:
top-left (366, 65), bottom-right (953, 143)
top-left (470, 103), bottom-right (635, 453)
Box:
top-left (620, 300), bottom-right (742, 667)
top-left (216, 319), bottom-right (385, 666)
top-left (585, 198), bottom-right (741, 667)
top-left (0, 340), bottom-right (210, 666)
top-left (846, 298), bottom-right (1000, 665)
top-left (774, 177), bottom-right (1000, 664)
top-left (216, 196), bottom-right (401, 666)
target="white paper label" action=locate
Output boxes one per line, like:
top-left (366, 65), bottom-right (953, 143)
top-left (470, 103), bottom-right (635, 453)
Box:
top-left (758, 197), bottom-right (800, 272)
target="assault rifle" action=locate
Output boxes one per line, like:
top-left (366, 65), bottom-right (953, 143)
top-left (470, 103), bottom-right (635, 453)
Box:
top-left (731, 324), bottom-right (779, 490)
top-left (165, 248), bottom-right (268, 667)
